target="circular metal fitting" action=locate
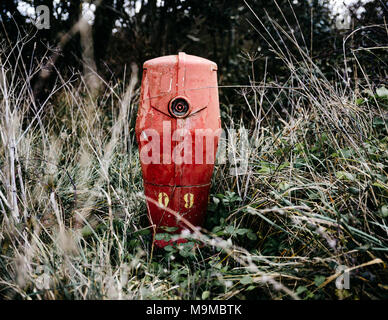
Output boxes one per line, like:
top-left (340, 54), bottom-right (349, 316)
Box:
top-left (168, 96), bottom-right (190, 118)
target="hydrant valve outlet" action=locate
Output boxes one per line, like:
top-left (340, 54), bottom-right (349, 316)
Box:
top-left (169, 96), bottom-right (190, 118)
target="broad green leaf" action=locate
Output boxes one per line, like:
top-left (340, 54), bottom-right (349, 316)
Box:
top-left (202, 291), bottom-right (210, 300)
top-left (335, 171), bottom-right (355, 181)
top-left (314, 275), bottom-right (326, 287)
top-left (376, 86), bottom-right (388, 97)
top-left (296, 286), bottom-right (307, 295)
top-left (240, 276), bottom-right (253, 285)
top-left (247, 231), bottom-right (257, 241)
top-left (379, 205), bottom-right (388, 218)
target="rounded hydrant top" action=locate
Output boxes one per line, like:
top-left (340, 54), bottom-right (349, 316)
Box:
top-left (143, 52), bottom-right (217, 71)
top-left (141, 52), bottom-right (218, 117)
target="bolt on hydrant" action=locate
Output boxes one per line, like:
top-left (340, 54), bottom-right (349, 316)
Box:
top-left (135, 52), bottom-right (221, 247)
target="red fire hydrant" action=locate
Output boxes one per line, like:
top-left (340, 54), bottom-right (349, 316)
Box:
top-left (135, 52), bottom-right (221, 247)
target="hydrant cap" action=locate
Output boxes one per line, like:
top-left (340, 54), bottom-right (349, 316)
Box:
top-left (141, 52), bottom-right (218, 116)
top-left (143, 52), bottom-right (217, 70)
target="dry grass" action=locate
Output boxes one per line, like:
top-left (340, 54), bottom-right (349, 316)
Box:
top-left (0, 9), bottom-right (387, 300)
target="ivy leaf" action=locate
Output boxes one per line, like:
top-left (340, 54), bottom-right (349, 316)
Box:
top-left (236, 228), bottom-right (249, 235)
top-left (335, 171), bottom-right (356, 181)
top-left (155, 233), bottom-right (165, 241)
top-left (379, 205), bottom-right (388, 218)
top-left (134, 229), bottom-right (151, 236)
top-left (164, 245), bottom-right (175, 252)
top-left (201, 291), bottom-right (210, 300)
top-left (247, 231), bottom-right (257, 241)
top-left (240, 276), bottom-right (253, 285)
top-left (296, 286), bottom-right (307, 295)
top-left (225, 225), bottom-right (235, 235)
top-left (314, 275), bottom-right (326, 287)
top-left (376, 86), bottom-right (388, 97)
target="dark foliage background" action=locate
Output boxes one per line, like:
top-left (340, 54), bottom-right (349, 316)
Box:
top-left (1, 0), bottom-right (387, 109)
